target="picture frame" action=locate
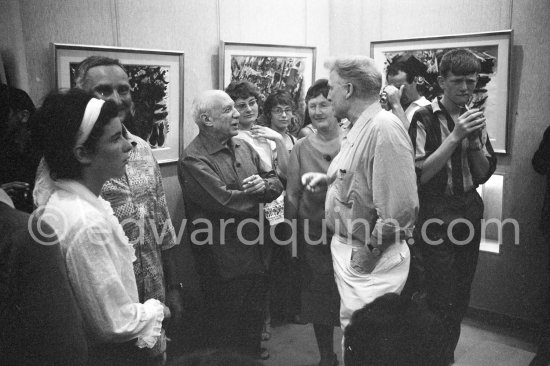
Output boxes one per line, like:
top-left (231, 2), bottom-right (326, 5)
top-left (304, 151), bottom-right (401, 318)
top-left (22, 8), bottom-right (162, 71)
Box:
top-left (52, 43), bottom-right (184, 164)
top-left (219, 41), bottom-right (316, 121)
top-left (371, 30), bottom-right (512, 154)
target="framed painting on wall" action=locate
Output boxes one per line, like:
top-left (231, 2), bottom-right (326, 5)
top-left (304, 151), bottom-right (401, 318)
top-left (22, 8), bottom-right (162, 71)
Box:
top-left (52, 43), bottom-right (184, 164)
top-left (219, 41), bottom-right (316, 122)
top-left (371, 30), bottom-right (512, 154)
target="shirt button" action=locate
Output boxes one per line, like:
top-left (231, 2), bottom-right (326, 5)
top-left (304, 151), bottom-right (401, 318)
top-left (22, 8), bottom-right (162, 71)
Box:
top-left (236, 162), bottom-right (241, 167)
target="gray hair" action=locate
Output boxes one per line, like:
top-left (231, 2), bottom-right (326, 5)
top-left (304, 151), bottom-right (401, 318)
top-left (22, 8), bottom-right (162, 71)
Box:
top-left (324, 56), bottom-right (382, 99)
top-left (192, 90), bottom-right (229, 126)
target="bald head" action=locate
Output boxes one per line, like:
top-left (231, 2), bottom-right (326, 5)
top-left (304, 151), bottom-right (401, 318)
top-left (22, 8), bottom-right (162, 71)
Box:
top-left (192, 90), bottom-right (240, 140)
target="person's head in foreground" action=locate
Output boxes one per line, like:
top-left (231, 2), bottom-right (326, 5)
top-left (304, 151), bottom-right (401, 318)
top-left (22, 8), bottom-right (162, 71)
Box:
top-left (344, 293), bottom-right (447, 366)
top-left (32, 88), bottom-right (132, 198)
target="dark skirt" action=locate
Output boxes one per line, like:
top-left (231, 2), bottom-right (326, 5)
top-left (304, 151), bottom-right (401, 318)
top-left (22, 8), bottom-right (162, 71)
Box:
top-left (299, 232), bottom-right (340, 326)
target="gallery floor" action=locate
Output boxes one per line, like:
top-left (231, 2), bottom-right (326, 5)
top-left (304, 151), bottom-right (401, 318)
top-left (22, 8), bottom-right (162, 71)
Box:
top-left (261, 316), bottom-right (539, 366)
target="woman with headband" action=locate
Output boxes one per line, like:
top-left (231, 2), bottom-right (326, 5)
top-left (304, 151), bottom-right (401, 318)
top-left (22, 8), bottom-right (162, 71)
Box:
top-left (32, 89), bottom-right (169, 365)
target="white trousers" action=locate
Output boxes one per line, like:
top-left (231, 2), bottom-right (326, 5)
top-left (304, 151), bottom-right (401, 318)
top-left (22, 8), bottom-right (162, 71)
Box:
top-left (331, 235), bottom-right (410, 330)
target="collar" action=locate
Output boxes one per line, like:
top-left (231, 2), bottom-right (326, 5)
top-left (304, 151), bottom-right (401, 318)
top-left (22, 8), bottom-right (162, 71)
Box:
top-left (0, 189), bottom-right (14, 208)
top-left (54, 179), bottom-right (113, 214)
top-left (431, 97), bottom-right (445, 114)
top-left (345, 102), bottom-right (382, 145)
top-left (198, 132), bottom-right (240, 155)
top-left (412, 96), bottom-right (431, 108)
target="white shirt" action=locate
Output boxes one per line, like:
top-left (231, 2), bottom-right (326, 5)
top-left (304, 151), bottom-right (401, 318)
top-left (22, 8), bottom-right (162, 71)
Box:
top-left (236, 130), bottom-right (277, 171)
top-left (404, 96), bottom-right (431, 130)
top-left (42, 180), bottom-right (163, 347)
top-left (325, 103), bottom-right (418, 246)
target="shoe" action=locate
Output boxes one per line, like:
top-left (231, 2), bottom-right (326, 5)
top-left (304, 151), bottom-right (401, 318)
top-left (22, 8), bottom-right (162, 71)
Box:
top-left (259, 347), bottom-right (270, 360)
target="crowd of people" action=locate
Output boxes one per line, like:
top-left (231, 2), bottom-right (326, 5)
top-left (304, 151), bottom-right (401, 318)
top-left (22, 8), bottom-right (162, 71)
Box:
top-left (1, 47), bottom-right (548, 366)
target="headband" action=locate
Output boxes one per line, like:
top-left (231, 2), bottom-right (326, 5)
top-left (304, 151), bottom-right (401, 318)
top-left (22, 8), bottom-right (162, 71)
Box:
top-left (75, 98), bottom-right (105, 146)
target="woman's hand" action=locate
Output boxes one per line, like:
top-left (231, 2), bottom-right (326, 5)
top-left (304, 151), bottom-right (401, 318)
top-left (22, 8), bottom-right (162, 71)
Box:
top-left (251, 125), bottom-right (282, 141)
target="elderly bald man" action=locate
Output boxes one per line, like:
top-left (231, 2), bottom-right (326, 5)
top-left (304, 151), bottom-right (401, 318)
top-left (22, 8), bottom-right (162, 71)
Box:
top-left (178, 90), bottom-right (283, 360)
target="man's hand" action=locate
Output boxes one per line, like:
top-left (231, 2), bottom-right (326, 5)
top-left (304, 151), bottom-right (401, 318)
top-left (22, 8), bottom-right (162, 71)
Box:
top-left (350, 246), bottom-right (380, 274)
top-left (250, 125), bottom-right (282, 142)
top-left (301, 172), bottom-right (328, 193)
top-left (242, 174), bottom-right (266, 195)
top-left (381, 84), bottom-right (405, 111)
top-left (452, 108), bottom-right (486, 142)
top-left (165, 288), bottom-right (183, 325)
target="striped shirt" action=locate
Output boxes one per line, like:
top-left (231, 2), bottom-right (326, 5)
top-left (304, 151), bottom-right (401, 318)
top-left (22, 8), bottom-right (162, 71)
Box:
top-left (409, 98), bottom-right (497, 196)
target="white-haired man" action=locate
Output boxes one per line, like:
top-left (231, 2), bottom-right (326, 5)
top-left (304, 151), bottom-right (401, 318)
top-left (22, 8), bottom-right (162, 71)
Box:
top-left (303, 56), bottom-right (419, 329)
top-left (178, 90), bottom-right (283, 360)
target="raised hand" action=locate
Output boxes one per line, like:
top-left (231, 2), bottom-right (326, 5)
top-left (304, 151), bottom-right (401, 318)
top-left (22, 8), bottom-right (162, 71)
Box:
top-left (452, 108), bottom-right (486, 141)
top-left (250, 125), bottom-right (282, 141)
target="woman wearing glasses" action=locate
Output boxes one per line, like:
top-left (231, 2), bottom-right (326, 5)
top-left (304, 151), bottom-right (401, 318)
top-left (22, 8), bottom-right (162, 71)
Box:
top-left (264, 89), bottom-right (298, 154)
top-left (286, 79), bottom-right (343, 366)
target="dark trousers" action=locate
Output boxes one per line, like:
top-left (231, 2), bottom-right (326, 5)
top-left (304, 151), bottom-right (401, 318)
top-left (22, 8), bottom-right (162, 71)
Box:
top-left (530, 232), bottom-right (550, 365)
top-left (418, 218), bottom-right (481, 363)
top-left (88, 341), bottom-right (152, 366)
top-left (201, 273), bottom-right (268, 358)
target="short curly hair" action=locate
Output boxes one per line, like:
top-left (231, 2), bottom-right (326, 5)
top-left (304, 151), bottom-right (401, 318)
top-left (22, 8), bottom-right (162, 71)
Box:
top-left (225, 80), bottom-right (261, 102)
top-left (263, 89), bottom-right (295, 126)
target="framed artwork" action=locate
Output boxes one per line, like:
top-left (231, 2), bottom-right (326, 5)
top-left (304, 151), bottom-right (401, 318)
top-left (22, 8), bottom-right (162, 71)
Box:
top-left (219, 41), bottom-right (316, 118)
top-left (52, 43), bottom-right (184, 164)
top-left (371, 30), bottom-right (512, 154)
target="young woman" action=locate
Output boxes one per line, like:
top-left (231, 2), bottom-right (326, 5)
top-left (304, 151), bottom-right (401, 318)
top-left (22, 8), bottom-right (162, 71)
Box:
top-left (285, 79), bottom-right (343, 366)
top-left (263, 89), bottom-right (297, 154)
top-left (225, 81), bottom-right (289, 181)
top-left (33, 89), bottom-right (169, 365)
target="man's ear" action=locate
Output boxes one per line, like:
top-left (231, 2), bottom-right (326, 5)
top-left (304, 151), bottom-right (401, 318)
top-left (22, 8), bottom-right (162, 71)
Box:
top-left (345, 83), bottom-right (354, 100)
top-left (73, 146), bottom-right (93, 165)
top-left (200, 112), bottom-right (213, 127)
top-left (437, 75), bottom-right (446, 89)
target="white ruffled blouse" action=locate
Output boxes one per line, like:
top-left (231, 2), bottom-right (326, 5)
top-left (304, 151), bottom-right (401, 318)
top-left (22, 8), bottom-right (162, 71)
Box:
top-left (39, 179), bottom-right (163, 348)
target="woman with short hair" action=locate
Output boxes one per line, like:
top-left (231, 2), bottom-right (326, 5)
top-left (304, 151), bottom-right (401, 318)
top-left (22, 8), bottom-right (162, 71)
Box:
top-left (33, 88), bottom-right (169, 365)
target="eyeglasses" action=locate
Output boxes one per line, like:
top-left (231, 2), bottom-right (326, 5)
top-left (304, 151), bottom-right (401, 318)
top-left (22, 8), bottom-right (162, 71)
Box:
top-left (271, 107), bottom-right (293, 115)
top-left (235, 99), bottom-right (257, 111)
